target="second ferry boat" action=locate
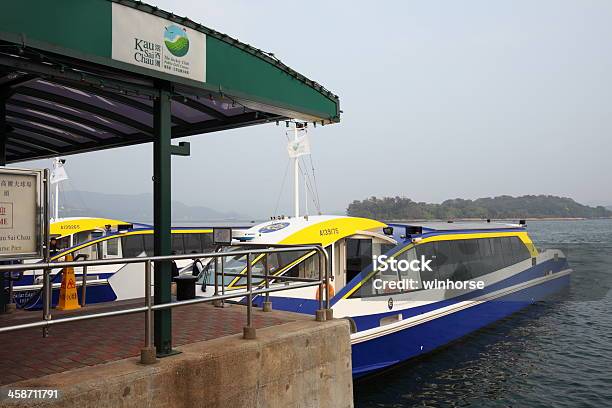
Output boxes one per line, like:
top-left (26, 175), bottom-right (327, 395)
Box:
top-left (12, 218), bottom-right (215, 309)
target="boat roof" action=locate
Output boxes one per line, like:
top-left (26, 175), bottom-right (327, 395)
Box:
top-left (50, 217), bottom-right (133, 238)
top-left (389, 221), bottom-right (525, 232)
top-left (235, 215), bottom-right (387, 247)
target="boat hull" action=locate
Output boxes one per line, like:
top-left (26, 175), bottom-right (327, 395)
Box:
top-left (351, 269), bottom-right (570, 378)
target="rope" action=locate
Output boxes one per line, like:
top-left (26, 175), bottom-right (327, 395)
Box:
top-left (272, 158), bottom-right (291, 216)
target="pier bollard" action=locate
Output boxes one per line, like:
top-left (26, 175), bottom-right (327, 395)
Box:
top-left (316, 309), bottom-right (326, 322)
top-left (325, 308), bottom-right (333, 320)
top-left (140, 346), bottom-right (157, 365)
top-left (243, 326), bottom-right (256, 339)
top-left (262, 301), bottom-right (273, 312)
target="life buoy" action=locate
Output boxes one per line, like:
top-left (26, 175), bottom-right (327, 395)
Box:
top-left (315, 283), bottom-right (335, 301)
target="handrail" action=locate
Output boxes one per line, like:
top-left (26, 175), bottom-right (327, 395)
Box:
top-left (0, 246), bottom-right (324, 272)
top-left (0, 244), bottom-right (331, 364)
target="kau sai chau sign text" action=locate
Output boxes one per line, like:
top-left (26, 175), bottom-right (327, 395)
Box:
top-left (0, 168), bottom-right (45, 260)
top-left (111, 3), bottom-right (206, 83)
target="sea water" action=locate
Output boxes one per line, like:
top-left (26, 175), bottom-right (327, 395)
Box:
top-left (354, 219), bottom-right (612, 408)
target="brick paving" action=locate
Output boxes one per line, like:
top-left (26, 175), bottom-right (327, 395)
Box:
top-left (0, 300), bottom-right (300, 385)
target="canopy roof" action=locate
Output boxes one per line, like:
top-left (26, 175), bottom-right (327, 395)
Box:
top-left (0, 0), bottom-right (340, 163)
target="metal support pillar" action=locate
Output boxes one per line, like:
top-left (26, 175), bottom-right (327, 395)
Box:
top-left (0, 93), bottom-right (6, 313)
top-left (0, 92), bottom-right (6, 166)
top-left (153, 84), bottom-right (174, 357)
top-left (0, 273), bottom-right (6, 314)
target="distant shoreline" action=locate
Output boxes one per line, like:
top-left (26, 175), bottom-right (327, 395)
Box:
top-left (383, 217), bottom-right (612, 222)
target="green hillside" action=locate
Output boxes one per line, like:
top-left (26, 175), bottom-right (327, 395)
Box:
top-left (347, 195), bottom-right (612, 220)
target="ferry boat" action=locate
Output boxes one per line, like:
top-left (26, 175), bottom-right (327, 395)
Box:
top-left (193, 215), bottom-right (572, 377)
top-left (49, 217), bottom-right (133, 255)
top-left (12, 221), bottom-right (216, 309)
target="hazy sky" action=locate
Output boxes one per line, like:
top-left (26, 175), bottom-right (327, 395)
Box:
top-left (24, 0), bottom-right (612, 218)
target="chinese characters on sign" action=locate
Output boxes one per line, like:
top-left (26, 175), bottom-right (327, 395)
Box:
top-left (0, 169), bottom-right (43, 259)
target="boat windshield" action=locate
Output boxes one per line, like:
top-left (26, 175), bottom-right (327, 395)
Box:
top-left (196, 246), bottom-right (253, 286)
top-left (195, 246), bottom-right (313, 288)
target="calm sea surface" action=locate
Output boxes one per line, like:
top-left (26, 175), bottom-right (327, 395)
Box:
top-left (354, 219), bottom-right (612, 408)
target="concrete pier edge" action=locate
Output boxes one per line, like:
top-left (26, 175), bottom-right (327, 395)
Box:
top-left (0, 318), bottom-right (353, 408)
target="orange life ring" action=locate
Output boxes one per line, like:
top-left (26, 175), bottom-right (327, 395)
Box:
top-left (316, 283), bottom-right (335, 301)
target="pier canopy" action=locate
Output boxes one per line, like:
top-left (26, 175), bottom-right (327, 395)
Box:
top-left (0, 0), bottom-right (340, 163)
top-left (0, 0), bottom-right (340, 357)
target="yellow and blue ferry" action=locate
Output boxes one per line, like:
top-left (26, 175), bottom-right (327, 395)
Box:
top-left (12, 217), bottom-right (215, 309)
top-left (193, 215), bottom-right (572, 377)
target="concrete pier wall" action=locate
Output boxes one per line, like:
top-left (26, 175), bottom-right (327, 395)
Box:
top-left (0, 319), bottom-right (353, 408)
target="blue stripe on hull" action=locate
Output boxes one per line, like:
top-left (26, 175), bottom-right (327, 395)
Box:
top-left (21, 284), bottom-right (117, 310)
top-left (351, 258), bottom-right (569, 331)
top-left (352, 272), bottom-right (570, 377)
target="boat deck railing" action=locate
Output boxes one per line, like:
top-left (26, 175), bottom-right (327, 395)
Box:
top-left (0, 245), bottom-right (331, 364)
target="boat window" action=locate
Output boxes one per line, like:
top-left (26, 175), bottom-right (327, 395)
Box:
top-left (491, 238), bottom-right (504, 271)
top-left (417, 242), bottom-right (437, 284)
top-left (184, 233), bottom-right (202, 254)
top-left (432, 241), bottom-right (454, 281)
top-left (477, 239), bottom-right (495, 274)
top-left (455, 240), bottom-right (478, 280)
top-left (56, 236), bottom-right (71, 251)
top-left (143, 234), bottom-right (154, 256)
top-left (267, 253), bottom-right (281, 274)
top-left (413, 236), bottom-right (532, 284)
top-left (182, 233), bottom-right (214, 254)
top-left (238, 250), bottom-right (310, 286)
top-left (278, 250), bottom-right (309, 269)
top-left (283, 251), bottom-right (320, 280)
top-left (349, 246), bottom-right (410, 298)
top-left (106, 237), bottom-right (120, 257)
top-left (66, 238), bottom-right (101, 261)
top-left (201, 233), bottom-right (213, 251)
top-left (396, 247), bottom-right (421, 289)
top-left (172, 234), bottom-right (185, 255)
top-left (197, 258), bottom-right (237, 287)
top-left (511, 237), bottom-right (531, 263)
top-left (499, 237), bottom-right (513, 267)
top-left (74, 231), bottom-right (91, 245)
top-left (346, 239), bottom-right (373, 284)
top-left (122, 235), bottom-right (146, 258)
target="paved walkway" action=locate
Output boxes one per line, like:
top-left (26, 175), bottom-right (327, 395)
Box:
top-left (0, 300), bottom-right (301, 385)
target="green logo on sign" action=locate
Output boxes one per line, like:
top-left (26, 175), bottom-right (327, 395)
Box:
top-left (164, 25), bottom-right (189, 57)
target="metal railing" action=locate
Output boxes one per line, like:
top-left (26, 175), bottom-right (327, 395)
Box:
top-left (0, 245), bottom-right (331, 363)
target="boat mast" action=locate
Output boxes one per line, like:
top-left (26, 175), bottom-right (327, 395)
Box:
top-left (293, 124), bottom-right (299, 218)
top-left (51, 157), bottom-right (68, 221)
top-left (54, 180), bottom-right (59, 221)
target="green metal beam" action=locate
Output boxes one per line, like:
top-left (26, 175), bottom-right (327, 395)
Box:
top-left (173, 96), bottom-right (227, 121)
top-left (52, 78), bottom-right (190, 127)
top-left (170, 141), bottom-right (190, 157)
top-left (153, 83), bottom-right (173, 357)
top-left (7, 99), bottom-right (135, 138)
top-left (6, 111), bottom-right (104, 143)
top-left (6, 132), bottom-right (61, 154)
top-left (0, 274), bottom-right (6, 313)
top-left (16, 87), bottom-right (154, 136)
top-left (0, 92), bottom-right (5, 311)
